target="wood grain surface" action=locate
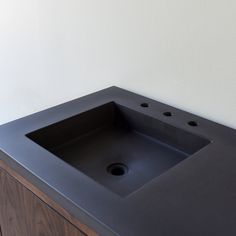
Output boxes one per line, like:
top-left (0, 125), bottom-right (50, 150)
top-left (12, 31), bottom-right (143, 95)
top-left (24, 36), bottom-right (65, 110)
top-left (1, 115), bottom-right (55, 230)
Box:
top-left (0, 167), bottom-right (86, 236)
top-left (0, 160), bottom-right (98, 236)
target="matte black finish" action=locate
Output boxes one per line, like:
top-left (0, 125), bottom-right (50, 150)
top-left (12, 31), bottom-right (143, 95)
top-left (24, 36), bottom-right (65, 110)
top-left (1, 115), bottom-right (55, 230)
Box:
top-left (0, 87), bottom-right (236, 236)
top-left (27, 102), bottom-right (209, 197)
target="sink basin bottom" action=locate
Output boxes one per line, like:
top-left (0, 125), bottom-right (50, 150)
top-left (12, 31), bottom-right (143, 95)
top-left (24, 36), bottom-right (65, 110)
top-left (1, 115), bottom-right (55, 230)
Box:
top-left (53, 125), bottom-right (187, 197)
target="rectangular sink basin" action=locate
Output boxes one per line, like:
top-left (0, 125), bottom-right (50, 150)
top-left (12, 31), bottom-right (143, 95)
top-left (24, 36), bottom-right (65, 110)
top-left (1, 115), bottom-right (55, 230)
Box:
top-left (27, 101), bottom-right (209, 197)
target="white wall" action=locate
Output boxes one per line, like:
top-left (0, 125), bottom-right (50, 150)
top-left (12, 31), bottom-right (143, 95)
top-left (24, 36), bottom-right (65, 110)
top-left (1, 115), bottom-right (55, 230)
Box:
top-left (0, 0), bottom-right (236, 128)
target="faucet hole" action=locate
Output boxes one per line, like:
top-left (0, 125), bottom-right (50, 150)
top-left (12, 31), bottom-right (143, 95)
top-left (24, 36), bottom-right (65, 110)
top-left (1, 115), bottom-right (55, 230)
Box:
top-left (163, 111), bottom-right (172, 117)
top-left (188, 121), bottom-right (198, 127)
top-left (107, 163), bottom-right (128, 176)
top-left (140, 102), bottom-right (149, 108)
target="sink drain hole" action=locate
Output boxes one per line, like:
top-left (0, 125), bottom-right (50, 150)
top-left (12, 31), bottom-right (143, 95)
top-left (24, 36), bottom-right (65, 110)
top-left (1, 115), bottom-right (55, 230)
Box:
top-left (107, 163), bottom-right (128, 176)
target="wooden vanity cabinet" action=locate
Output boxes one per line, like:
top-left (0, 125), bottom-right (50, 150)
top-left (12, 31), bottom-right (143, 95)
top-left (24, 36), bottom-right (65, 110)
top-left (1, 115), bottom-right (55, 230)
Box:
top-left (0, 163), bottom-right (97, 236)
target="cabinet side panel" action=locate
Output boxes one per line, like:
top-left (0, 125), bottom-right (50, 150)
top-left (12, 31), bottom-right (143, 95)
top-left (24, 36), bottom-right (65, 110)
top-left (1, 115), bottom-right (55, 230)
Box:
top-left (0, 168), bottom-right (86, 236)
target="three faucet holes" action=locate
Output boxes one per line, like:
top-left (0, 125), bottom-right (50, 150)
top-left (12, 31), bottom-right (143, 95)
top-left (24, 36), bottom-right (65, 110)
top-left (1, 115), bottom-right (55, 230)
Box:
top-left (140, 103), bottom-right (198, 127)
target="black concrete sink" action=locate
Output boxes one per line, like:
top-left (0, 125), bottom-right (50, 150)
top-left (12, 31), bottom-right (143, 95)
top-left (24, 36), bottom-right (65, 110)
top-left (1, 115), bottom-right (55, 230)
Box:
top-left (27, 101), bottom-right (209, 197)
top-left (1, 86), bottom-right (236, 236)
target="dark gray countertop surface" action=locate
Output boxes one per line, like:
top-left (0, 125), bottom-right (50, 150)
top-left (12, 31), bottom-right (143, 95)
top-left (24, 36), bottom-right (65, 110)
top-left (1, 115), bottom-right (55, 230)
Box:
top-left (0, 87), bottom-right (236, 236)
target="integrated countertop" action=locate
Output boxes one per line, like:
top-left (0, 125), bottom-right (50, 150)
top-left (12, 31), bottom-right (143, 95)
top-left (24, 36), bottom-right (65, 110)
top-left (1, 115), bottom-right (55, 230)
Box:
top-left (0, 87), bottom-right (236, 236)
